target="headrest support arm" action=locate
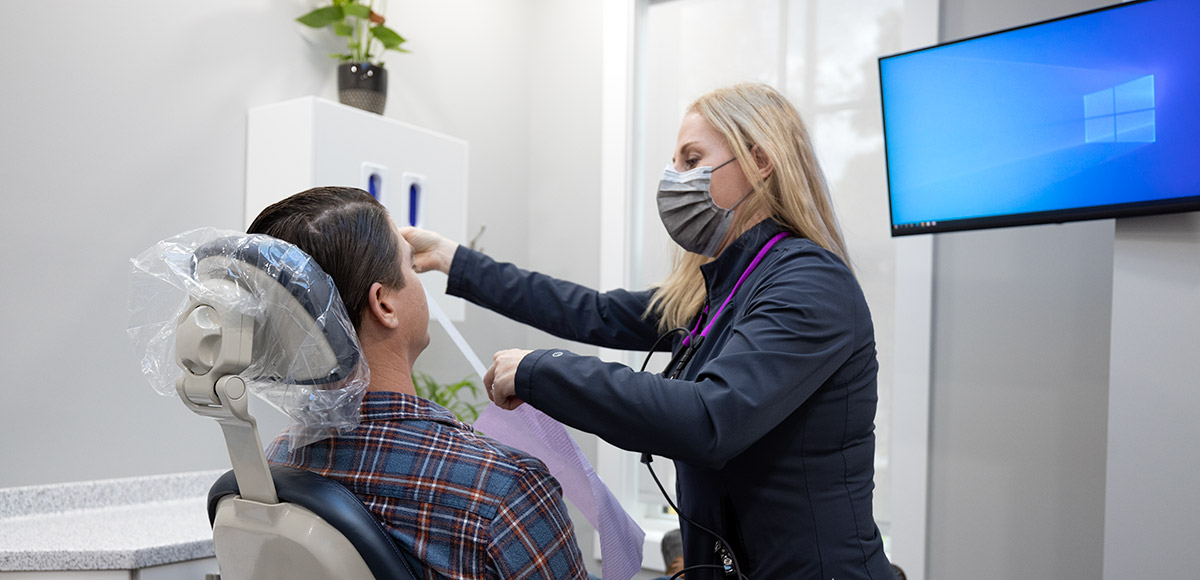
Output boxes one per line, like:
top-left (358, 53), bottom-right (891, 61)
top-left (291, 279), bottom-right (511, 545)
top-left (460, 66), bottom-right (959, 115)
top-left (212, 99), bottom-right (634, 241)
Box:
top-left (176, 289), bottom-right (278, 505)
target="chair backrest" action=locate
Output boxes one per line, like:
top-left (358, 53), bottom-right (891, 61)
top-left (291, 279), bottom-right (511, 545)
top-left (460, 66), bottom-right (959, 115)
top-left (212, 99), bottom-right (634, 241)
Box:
top-left (207, 466), bottom-right (420, 580)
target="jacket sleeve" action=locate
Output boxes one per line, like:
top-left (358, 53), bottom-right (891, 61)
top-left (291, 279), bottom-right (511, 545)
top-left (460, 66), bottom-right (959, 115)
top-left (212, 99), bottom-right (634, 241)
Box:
top-left (512, 248), bottom-right (870, 470)
top-left (446, 245), bottom-right (665, 351)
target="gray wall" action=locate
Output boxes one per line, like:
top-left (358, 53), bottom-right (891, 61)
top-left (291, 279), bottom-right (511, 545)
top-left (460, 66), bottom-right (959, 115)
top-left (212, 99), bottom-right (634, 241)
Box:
top-left (927, 1), bottom-right (1117, 579)
top-left (1104, 212), bottom-right (1200, 580)
top-left (927, 222), bottom-right (1112, 580)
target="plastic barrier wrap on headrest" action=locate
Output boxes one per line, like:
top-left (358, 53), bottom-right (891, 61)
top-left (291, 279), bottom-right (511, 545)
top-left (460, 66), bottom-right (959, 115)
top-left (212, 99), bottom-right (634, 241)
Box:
top-left (128, 227), bottom-right (368, 448)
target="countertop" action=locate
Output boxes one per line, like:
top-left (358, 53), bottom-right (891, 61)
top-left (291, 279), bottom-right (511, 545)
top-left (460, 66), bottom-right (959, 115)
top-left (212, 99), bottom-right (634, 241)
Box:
top-left (0, 470), bottom-right (225, 571)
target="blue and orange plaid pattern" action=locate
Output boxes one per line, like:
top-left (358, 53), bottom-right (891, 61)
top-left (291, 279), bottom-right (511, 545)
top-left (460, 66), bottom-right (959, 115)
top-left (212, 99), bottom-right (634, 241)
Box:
top-left (267, 391), bottom-right (587, 580)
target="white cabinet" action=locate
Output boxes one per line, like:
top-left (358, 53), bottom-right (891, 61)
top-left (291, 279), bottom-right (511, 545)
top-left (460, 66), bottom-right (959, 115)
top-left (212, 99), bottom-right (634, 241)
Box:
top-left (246, 97), bottom-right (470, 319)
top-left (137, 558), bottom-right (220, 580)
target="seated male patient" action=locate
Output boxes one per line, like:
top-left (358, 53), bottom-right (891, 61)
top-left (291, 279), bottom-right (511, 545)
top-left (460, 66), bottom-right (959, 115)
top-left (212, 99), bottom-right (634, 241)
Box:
top-left (249, 186), bottom-right (587, 580)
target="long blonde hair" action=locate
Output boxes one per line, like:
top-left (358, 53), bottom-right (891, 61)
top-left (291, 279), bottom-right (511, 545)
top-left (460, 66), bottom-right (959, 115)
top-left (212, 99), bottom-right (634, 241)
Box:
top-left (647, 83), bottom-right (851, 331)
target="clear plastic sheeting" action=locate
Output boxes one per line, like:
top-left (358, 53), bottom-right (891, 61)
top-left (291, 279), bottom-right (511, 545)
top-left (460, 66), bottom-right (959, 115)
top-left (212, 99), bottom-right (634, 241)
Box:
top-left (128, 227), bottom-right (368, 448)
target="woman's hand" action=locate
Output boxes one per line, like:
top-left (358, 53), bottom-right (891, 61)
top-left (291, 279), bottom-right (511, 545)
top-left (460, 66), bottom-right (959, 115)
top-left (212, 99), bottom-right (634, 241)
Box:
top-left (400, 227), bottom-right (459, 274)
top-left (484, 349), bottom-right (533, 410)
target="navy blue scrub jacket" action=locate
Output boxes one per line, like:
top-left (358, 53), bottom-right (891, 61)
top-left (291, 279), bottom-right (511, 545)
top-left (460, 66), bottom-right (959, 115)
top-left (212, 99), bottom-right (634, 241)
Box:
top-left (447, 220), bottom-right (892, 580)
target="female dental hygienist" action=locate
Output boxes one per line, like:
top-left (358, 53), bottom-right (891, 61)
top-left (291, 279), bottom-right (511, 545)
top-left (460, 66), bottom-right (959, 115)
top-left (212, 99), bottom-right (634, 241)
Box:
top-left (403, 83), bottom-right (892, 580)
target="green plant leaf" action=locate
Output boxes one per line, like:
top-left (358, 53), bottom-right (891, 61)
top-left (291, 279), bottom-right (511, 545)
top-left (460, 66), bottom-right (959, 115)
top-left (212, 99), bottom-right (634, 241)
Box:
top-left (343, 3), bottom-right (370, 18)
top-left (333, 22), bottom-right (353, 36)
top-left (296, 5), bottom-right (343, 28)
top-left (371, 25), bottom-right (406, 50)
top-left (413, 373), bottom-right (483, 423)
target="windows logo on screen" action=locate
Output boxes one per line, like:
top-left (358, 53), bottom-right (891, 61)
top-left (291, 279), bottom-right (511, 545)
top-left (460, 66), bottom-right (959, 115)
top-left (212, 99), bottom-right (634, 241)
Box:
top-left (1084, 75), bottom-right (1156, 143)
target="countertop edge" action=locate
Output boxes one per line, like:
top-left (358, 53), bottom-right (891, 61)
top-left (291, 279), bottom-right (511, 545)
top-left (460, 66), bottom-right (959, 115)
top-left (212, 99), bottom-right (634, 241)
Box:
top-left (0, 540), bottom-right (215, 571)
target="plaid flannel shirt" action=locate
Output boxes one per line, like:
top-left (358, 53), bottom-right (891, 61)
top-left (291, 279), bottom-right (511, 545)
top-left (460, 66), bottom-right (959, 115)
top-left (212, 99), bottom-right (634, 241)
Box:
top-left (266, 391), bottom-right (587, 580)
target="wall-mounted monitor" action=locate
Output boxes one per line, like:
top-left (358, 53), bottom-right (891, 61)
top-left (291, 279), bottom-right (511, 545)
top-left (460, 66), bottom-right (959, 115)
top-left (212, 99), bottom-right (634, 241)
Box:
top-left (879, 0), bottom-right (1200, 236)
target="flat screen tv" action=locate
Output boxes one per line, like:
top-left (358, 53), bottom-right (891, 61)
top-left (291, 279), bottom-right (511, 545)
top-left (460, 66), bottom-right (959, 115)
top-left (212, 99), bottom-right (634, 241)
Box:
top-left (879, 0), bottom-right (1200, 236)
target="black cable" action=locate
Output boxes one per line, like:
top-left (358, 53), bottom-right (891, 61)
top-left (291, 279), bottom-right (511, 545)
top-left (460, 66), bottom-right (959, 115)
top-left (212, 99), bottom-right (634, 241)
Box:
top-left (669, 564), bottom-right (733, 580)
top-left (640, 327), bottom-right (749, 579)
top-left (639, 328), bottom-right (687, 466)
top-left (645, 459), bottom-right (748, 580)
top-left (639, 327), bottom-right (689, 373)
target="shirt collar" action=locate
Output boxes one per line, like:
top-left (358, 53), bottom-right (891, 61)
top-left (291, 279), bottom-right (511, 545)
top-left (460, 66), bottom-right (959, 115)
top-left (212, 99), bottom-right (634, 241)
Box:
top-left (359, 391), bottom-right (472, 432)
top-left (699, 219), bottom-right (789, 299)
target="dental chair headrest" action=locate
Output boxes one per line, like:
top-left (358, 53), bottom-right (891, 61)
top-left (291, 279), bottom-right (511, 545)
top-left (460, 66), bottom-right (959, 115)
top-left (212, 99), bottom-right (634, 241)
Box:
top-left (129, 228), bottom-right (370, 448)
top-left (192, 235), bottom-right (359, 386)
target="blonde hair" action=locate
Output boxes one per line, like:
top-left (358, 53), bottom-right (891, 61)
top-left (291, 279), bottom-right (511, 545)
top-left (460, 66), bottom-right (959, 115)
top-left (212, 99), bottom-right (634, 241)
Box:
top-left (647, 83), bottom-right (851, 331)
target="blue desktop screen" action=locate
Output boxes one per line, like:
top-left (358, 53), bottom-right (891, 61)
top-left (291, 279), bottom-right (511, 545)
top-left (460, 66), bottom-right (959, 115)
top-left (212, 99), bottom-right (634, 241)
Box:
top-left (880, 0), bottom-right (1200, 235)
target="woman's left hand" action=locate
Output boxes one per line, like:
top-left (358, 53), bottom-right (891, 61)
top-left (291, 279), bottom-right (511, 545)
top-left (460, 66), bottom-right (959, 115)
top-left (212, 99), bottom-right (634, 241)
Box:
top-left (484, 349), bottom-right (533, 410)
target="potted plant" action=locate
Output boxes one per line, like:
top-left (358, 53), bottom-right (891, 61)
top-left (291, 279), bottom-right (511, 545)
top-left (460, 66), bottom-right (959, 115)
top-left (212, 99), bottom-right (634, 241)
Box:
top-left (297, 0), bottom-right (408, 115)
top-left (413, 373), bottom-right (486, 423)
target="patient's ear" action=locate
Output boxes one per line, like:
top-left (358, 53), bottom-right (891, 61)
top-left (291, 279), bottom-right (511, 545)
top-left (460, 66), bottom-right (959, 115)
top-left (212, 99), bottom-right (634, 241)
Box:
top-left (365, 282), bottom-right (401, 329)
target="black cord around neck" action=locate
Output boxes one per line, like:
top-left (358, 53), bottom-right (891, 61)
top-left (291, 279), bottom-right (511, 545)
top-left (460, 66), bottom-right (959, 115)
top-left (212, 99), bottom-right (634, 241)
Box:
top-left (639, 327), bottom-right (689, 373)
top-left (638, 328), bottom-right (748, 579)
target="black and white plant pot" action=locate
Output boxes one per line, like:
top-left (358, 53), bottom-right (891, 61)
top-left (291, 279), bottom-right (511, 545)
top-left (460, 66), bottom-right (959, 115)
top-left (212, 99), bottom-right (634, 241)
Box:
top-left (337, 62), bottom-right (388, 115)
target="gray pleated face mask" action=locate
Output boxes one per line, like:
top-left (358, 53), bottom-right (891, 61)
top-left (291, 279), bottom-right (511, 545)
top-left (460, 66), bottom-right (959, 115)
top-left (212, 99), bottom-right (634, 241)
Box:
top-left (656, 158), bottom-right (749, 257)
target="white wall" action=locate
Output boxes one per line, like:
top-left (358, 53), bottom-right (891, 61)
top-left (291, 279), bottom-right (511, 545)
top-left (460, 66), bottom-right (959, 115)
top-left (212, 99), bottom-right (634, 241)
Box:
top-left (0, 0), bottom-right (333, 486)
top-left (0, 0), bottom-right (609, 571)
top-left (0, 0), bottom-right (591, 483)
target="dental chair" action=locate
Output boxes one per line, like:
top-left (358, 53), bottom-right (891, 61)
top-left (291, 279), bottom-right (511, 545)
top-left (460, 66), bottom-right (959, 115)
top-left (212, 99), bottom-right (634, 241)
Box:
top-left (166, 233), bottom-right (420, 580)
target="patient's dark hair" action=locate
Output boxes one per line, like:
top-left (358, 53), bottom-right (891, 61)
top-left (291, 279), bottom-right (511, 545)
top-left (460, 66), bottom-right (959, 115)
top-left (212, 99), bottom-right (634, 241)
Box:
top-left (248, 186), bottom-right (403, 331)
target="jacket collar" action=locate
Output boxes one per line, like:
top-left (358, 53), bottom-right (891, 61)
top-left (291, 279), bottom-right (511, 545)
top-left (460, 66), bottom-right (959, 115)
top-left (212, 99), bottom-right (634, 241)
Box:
top-left (699, 219), bottom-right (789, 300)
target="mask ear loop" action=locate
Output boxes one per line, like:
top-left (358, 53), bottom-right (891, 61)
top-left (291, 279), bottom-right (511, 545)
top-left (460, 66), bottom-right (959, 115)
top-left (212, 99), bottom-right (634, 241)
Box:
top-left (727, 188), bottom-right (754, 210)
top-left (711, 157), bottom-right (737, 172)
top-left (712, 155), bottom-right (754, 211)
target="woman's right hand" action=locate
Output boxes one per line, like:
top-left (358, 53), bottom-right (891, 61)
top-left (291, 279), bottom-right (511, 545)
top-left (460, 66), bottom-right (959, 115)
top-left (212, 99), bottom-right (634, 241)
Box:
top-left (400, 227), bottom-right (459, 274)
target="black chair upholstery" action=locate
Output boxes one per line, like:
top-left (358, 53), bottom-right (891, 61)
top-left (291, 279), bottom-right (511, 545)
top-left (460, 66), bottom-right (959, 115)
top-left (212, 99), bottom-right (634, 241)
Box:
top-left (208, 466), bottom-right (420, 580)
